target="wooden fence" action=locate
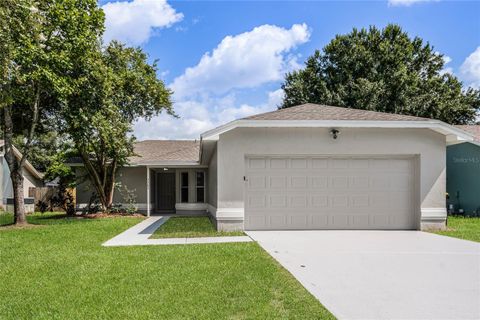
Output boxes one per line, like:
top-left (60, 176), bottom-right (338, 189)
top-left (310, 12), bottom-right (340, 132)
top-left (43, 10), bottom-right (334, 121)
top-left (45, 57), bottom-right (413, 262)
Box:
top-left (33, 187), bottom-right (76, 212)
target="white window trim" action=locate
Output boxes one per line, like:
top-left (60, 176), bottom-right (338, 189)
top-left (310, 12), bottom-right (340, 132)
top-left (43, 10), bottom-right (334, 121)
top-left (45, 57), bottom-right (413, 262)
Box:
top-left (180, 171), bottom-right (189, 203)
top-left (195, 171), bottom-right (206, 203)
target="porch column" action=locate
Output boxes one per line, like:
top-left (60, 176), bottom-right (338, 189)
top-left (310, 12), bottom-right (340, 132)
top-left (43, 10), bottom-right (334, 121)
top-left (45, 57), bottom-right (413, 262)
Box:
top-left (146, 166), bottom-right (151, 216)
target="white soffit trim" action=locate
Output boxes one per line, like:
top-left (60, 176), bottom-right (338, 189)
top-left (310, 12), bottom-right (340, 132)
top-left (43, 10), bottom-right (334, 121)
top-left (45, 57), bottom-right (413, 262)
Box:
top-left (201, 119), bottom-right (475, 143)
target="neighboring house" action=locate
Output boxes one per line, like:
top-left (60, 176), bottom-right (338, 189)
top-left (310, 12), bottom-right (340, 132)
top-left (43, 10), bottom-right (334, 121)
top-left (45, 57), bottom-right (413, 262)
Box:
top-left (447, 125), bottom-right (480, 215)
top-left (0, 140), bottom-right (44, 213)
top-left (72, 104), bottom-right (473, 231)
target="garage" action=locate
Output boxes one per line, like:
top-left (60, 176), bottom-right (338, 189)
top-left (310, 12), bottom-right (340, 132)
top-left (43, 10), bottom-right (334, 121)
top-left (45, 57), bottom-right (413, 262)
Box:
top-left (244, 155), bottom-right (417, 230)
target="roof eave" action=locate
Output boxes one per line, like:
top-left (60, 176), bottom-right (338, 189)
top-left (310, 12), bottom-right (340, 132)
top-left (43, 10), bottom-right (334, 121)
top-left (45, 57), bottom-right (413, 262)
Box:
top-left (201, 119), bottom-right (475, 143)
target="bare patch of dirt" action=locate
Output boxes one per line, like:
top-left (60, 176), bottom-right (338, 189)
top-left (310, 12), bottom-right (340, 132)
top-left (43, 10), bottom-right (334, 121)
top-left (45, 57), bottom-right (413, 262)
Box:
top-left (82, 213), bottom-right (145, 219)
top-left (0, 223), bottom-right (44, 230)
top-left (38, 213), bottom-right (145, 220)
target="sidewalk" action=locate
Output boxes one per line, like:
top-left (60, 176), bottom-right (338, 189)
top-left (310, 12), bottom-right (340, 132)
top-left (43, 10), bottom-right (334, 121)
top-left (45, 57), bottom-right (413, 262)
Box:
top-left (102, 216), bottom-right (252, 247)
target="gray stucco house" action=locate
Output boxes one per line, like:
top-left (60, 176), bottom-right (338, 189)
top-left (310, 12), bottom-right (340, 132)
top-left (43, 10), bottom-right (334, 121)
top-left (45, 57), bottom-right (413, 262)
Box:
top-left (446, 125), bottom-right (480, 215)
top-left (73, 104), bottom-right (473, 231)
top-left (0, 140), bottom-right (44, 213)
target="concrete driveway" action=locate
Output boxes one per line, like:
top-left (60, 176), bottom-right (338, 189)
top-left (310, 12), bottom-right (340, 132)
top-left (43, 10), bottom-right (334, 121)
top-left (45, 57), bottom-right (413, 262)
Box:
top-left (247, 231), bottom-right (480, 320)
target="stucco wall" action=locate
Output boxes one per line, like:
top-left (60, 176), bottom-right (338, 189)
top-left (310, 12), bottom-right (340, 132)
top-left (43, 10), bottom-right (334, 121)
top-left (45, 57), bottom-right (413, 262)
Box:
top-left (76, 166), bottom-right (148, 206)
top-left (208, 146), bottom-right (218, 208)
top-left (447, 142), bottom-right (480, 214)
top-left (216, 127), bottom-right (446, 228)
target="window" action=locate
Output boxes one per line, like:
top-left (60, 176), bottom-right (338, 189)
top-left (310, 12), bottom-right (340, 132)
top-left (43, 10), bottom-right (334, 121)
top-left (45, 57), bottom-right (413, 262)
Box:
top-left (196, 172), bottom-right (205, 203)
top-left (181, 172), bottom-right (189, 203)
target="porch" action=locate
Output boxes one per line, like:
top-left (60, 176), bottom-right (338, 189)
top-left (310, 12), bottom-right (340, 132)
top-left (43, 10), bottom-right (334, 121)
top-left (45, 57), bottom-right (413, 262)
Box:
top-left (146, 166), bottom-right (208, 216)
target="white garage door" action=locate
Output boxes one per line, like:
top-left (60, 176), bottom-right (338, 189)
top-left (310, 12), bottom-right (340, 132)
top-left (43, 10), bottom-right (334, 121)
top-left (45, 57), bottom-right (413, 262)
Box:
top-left (245, 156), bottom-right (416, 230)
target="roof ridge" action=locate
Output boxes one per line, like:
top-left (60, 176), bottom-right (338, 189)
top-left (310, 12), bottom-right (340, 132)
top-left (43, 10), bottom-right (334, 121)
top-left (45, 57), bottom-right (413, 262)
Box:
top-left (242, 103), bottom-right (431, 121)
top-left (155, 144), bottom-right (199, 158)
top-left (137, 139), bottom-right (198, 143)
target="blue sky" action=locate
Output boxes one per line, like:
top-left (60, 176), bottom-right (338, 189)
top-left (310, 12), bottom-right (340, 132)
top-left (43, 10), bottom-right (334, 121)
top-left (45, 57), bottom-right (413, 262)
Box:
top-left (99, 0), bottom-right (480, 140)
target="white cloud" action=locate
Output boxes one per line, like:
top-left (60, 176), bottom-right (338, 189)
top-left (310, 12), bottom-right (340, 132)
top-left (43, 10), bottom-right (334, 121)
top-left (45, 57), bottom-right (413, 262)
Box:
top-left (267, 89), bottom-right (285, 108)
top-left (170, 24), bottom-right (310, 99)
top-left (134, 23), bottom-right (305, 140)
top-left (460, 46), bottom-right (480, 89)
top-left (388, 0), bottom-right (437, 6)
top-left (102, 0), bottom-right (183, 46)
top-left (134, 90), bottom-right (281, 140)
top-left (439, 54), bottom-right (453, 76)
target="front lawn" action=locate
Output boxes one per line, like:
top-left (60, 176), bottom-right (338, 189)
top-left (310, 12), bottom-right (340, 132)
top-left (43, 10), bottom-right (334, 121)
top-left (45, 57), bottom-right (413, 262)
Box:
top-left (0, 212), bottom-right (334, 319)
top-left (150, 216), bottom-right (245, 238)
top-left (432, 216), bottom-right (480, 242)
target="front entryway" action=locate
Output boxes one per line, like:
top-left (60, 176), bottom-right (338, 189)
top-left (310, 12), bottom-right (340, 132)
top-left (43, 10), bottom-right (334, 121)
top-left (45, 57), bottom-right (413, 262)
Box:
top-left (156, 172), bottom-right (176, 212)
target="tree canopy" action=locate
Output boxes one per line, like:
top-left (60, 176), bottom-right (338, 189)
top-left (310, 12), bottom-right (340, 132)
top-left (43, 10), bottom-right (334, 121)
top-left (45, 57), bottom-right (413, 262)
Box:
top-left (62, 41), bottom-right (173, 211)
top-left (0, 0), bottom-right (104, 224)
top-left (281, 24), bottom-right (480, 124)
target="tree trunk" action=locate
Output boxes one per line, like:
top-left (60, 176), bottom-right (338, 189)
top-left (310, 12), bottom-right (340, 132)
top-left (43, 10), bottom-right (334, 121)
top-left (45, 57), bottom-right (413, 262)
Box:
top-left (79, 149), bottom-right (108, 211)
top-left (3, 104), bottom-right (28, 225)
top-left (104, 159), bottom-right (117, 209)
top-left (11, 170), bottom-right (27, 225)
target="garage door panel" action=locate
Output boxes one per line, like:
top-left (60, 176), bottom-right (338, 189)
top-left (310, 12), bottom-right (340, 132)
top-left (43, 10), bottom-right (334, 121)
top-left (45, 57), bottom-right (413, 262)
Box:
top-left (291, 158), bottom-right (308, 168)
top-left (270, 176), bottom-right (287, 188)
top-left (312, 158), bottom-right (328, 168)
top-left (312, 195), bottom-right (328, 207)
top-left (248, 158), bottom-right (266, 169)
top-left (269, 195), bottom-right (287, 208)
top-left (291, 176), bottom-right (308, 188)
top-left (330, 176), bottom-right (348, 189)
top-left (311, 215), bottom-right (329, 228)
top-left (351, 195), bottom-right (369, 207)
top-left (245, 155), bottom-right (416, 230)
top-left (247, 195), bottom-right (266, 208)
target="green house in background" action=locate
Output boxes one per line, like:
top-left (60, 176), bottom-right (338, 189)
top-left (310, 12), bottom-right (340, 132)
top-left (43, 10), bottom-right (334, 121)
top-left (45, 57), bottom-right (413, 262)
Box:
top-left (447, 125), bottom-right (480, 215)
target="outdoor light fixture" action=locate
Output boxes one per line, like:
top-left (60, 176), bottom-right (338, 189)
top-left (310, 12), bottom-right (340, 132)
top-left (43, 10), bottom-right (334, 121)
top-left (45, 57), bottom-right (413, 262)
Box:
top-left (163, 168), bottom-right (168, 171)
top-left (330, 128), bottom-right (340, 140)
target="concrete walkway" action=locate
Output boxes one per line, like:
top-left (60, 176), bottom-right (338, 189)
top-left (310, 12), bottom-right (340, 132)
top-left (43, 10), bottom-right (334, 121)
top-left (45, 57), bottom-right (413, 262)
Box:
top-left (247, 230), bottom-right (480, 320)
top-left (103, 216), bottom-right (252, 247)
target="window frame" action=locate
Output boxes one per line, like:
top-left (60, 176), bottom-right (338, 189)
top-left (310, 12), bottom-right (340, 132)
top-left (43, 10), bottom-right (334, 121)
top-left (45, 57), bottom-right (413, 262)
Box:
top-left (195, 171), bottom-right (206, 203)
top-left (180, 171), bottom-right (189, 203)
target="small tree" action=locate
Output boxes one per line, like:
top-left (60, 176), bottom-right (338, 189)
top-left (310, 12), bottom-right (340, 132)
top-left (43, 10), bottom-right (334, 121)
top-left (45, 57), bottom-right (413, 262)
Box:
top-left (281, 24), bottom-right (480, 124)
top-left (44, 151), bottom-right (76, 215)
top-left (63, 42), bottom-right (173, 211)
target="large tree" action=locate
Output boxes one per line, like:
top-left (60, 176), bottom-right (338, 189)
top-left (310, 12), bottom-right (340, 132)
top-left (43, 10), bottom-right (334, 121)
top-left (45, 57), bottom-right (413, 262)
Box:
top-left (63, 41), bottom-right (173, 211)
top-left (281, 24), bottom-right (480, 124)
top-left (0, 0), bottom-right (104, 225)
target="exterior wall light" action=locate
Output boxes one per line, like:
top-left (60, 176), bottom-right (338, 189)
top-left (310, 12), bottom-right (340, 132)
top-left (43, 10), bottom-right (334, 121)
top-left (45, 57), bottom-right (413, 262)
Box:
top-left (330, 128), bottom-right (340, 140)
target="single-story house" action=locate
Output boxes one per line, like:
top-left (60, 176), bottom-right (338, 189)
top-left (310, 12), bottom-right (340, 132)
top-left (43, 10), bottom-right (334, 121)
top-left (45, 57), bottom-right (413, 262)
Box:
top-left (73, 104), bottom-right (473, 231)
top-left (446, 125), bottom-right (480, 215)
top-left (0, 140), bottom-right (44, 213)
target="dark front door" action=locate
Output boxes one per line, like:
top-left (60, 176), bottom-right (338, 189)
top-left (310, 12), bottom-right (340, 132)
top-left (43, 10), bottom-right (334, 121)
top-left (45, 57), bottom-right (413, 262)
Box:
top-left (156, 172), bottom-right (176, 212)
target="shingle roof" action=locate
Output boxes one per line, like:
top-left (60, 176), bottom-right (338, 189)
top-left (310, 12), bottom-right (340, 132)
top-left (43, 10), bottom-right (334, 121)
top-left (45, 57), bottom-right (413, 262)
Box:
top-left (129, 140), bottom-right (200, 164)
top-left (455, 125), bottom-right (480, 143)
top-left (244, 103), bottom-right (431, 121)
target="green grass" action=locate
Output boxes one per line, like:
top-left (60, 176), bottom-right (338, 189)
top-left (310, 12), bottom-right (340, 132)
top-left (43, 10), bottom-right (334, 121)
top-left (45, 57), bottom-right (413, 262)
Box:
top-left (0, 212), bottom-right (334, 320)
top-left (150, 216), bottom-right (245, 239)
top-left (432, 216), bottom-right (480, 242)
